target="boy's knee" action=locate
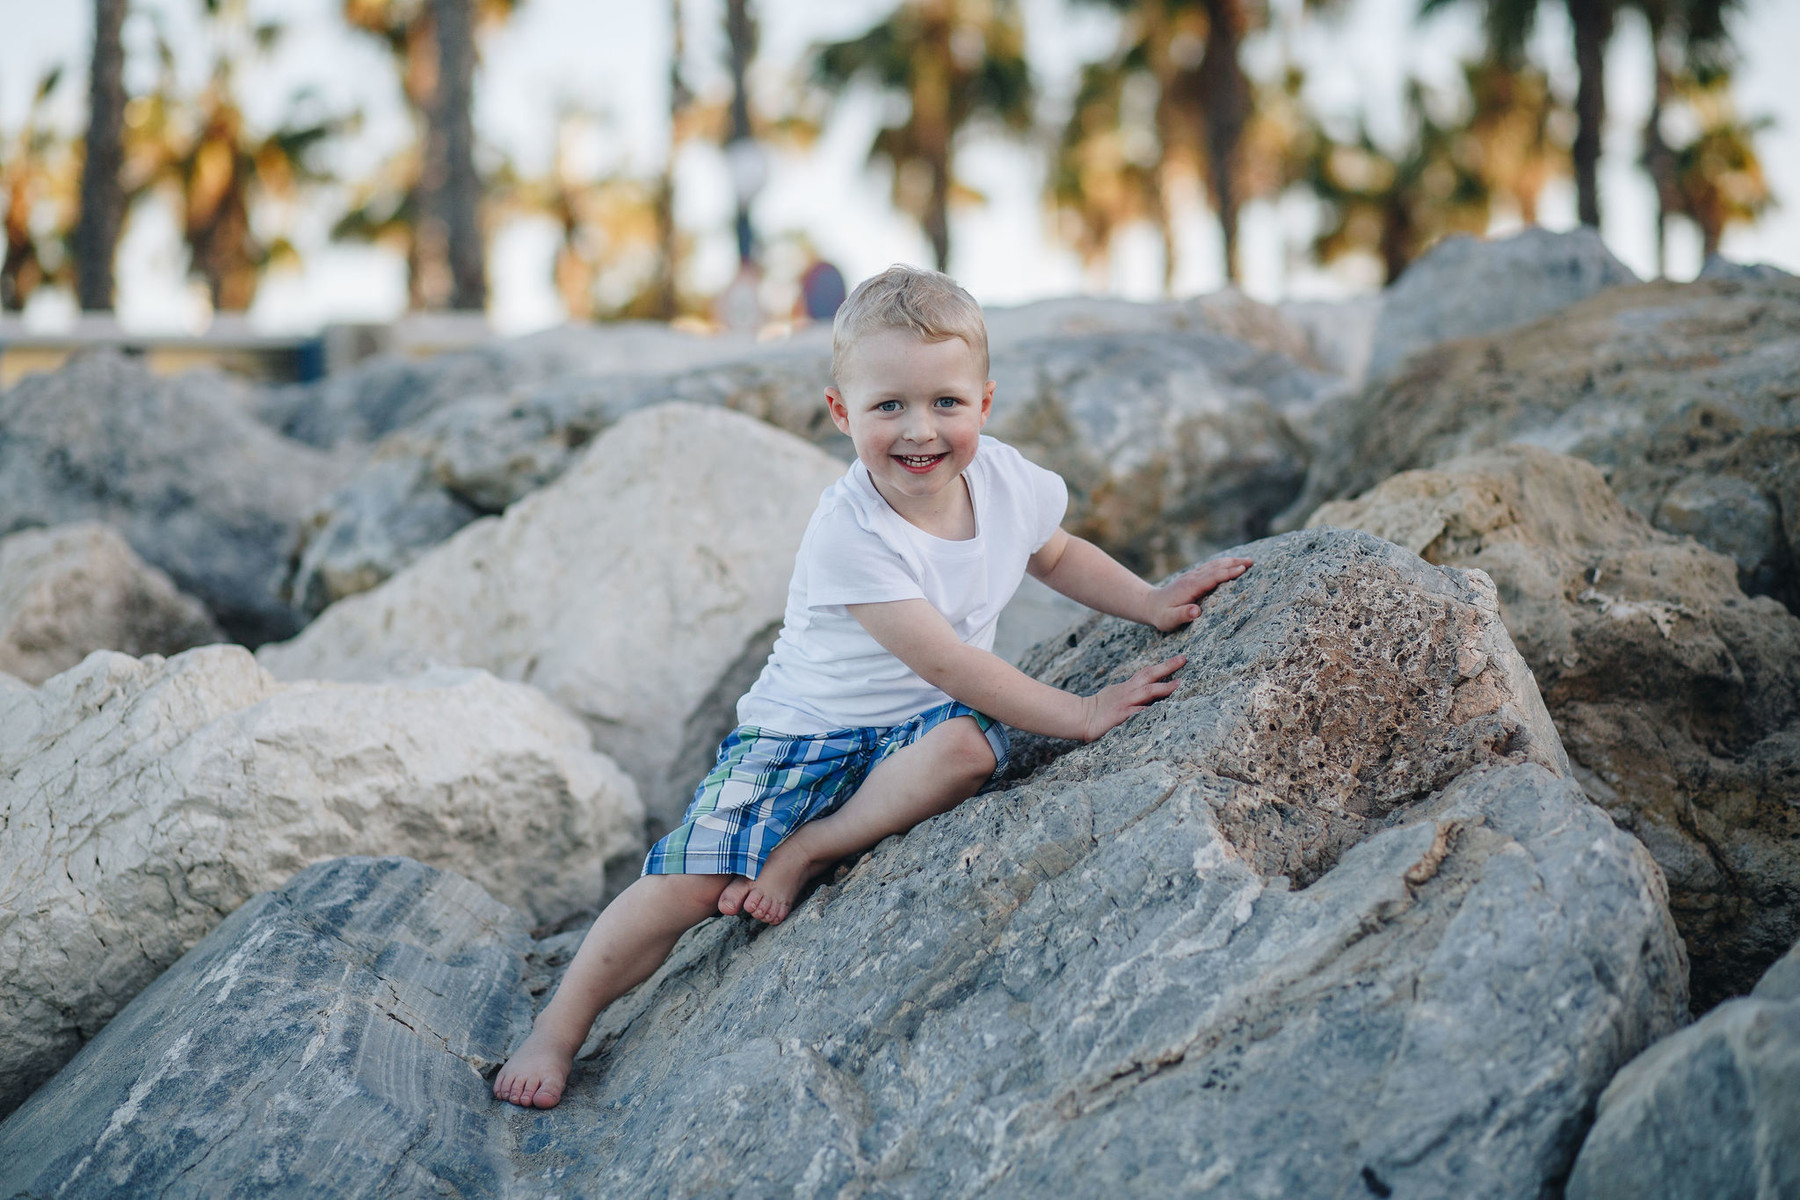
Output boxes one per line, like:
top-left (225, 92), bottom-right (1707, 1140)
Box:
top-left (941, 717), bottom-right (997, 784)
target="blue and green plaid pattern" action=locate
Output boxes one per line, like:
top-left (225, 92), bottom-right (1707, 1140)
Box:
top-left (643, 700), bottom-right (1010, 878)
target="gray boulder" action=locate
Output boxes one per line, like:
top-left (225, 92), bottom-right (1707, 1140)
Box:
top-left (1698, 254), bottom-right (1796, 284)
top-left (1283, 273), bottom-right (1800, 615)
top-left (0, 645), bottom-right (641, 1117)
top-left (0, 352), bottom-right (347, 643)
top-left (1568, 936), bottom-right (1800, 1200)
top-left (258, 320), bottom-right (803, 450)
top-left (0, 521), bottom-right (222, 683)
top-left (0, 530), bottom-right (1686, 1198)
top-left (1366, 226), bottom-right (1637, 383)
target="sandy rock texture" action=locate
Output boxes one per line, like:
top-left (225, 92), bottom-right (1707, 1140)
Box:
top-left (1310, 446), bottom-right (1800, 1008)
top-left (283, 291), bottom-right (1338, 611)
top-left (0, 531), bottom-right (1686, 1198)
top-left (0, 352), bottom-right (347, 643)
top-left (0, 521), bottom-right (222, 683)
top-left (0, 645), bottom-right (641, 1118)
top-left (1364, 226), bottom-right (1637, 383)
top-left (258, 403), bottom-right (845, 839)
top-left (1284, 272), bottom-right (1800, 614)
top-left (1568, 935), bottom-right (1800, 1200)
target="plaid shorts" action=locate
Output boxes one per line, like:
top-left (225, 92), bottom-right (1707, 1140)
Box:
top-left (642, 700), bottom-right (1010, 879)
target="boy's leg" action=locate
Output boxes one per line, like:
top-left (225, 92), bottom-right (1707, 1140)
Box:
top-left (741, 715), bottom-right (995, 924)
top-left (494, 871), bottom-right (731, 1109)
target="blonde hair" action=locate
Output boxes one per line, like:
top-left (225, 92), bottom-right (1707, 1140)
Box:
top-left (831, 265), bottom-right (989, 385)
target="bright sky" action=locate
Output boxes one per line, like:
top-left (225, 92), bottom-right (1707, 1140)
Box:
top-left (2, 0), bottom-right (1796, 335)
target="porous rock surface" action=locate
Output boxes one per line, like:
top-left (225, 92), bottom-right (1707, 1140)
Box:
top-left (1284, 272), bottom-right (1800, 614)
top-left (0, 530), bottom-right (1687, 1198)
top-left (0, 645), bottom-right (642, 1118)
top-left (0, 352), bottom-right (348, 643)
top-left (258, 403), bottom-right (846, 838)
top-left (0, 521), bottom-right (222, 683)
top-left (1365, 226), bottom-right (1637, 383)
top-left (1568, 935), bottom-right (1800, 1200)
top-left (282, 291), bottom-right (1336, 609)
top-left (1310, 445), bottom-right (1800, 1007)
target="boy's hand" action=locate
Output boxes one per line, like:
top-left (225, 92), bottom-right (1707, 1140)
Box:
top-left (1143, 557), bottom-right (1253, 632)
top-left (1079, 655), bottom-right (1186, 742)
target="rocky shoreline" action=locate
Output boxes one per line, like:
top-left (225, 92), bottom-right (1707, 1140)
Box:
top-left (1, 230), bottom-right (1795, 1196)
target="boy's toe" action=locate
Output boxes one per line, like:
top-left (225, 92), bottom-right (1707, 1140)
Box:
top-left (718, 876), bottom-right (751, 915)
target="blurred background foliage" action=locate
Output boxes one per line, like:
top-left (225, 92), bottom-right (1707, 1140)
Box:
top-left (0, 0), bottom-right (1777, 323)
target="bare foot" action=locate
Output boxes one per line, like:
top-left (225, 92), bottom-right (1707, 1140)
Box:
top-left (493, 1027), bottom-right (578, 1109)
top-left (717, 875), bottom-right (752, 915)
top-left (742, 843), bottom-right (823, 925)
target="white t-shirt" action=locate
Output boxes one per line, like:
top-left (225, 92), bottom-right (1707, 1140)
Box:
top-left (737, 436), bottom-right (1068, 733)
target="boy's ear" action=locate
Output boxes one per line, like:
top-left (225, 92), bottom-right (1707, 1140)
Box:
top-left (979, 379), bottom-right (995, 425)
top-left (825, 387), bottom-right (852, 436)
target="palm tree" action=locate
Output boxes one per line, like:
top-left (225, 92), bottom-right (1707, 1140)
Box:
top-left (1424, 0), bottom-right (1751, 239)
top-left (1419, 0), bottom-right (1612, 226)
top-left (2, 69), bottom-right (78, 312)
top-left (1461, 58), bottom-right (1569, 224)
top-left (812, 0), bottom-right (1034, 273)
top-left (340, 0), bottom-right (520, 310)
top-left (1296, 74), bottom-right (1493, 284)
top-left (511, 108), bottom-right (665, 321)
top-left (72, 0), bottom-right (128, 311)
top-left (128, 5), bottom-right (350, 312)
top-left (1056, 0), bottom-right (1345, 287)
top-left (1666, 72), bottom-right (1772, 257)
top-left (1639, 0), bottom-right (1755, 274)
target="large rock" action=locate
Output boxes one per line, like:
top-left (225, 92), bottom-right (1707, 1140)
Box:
top-left (1567, 935), bottom-right (1800, 1199)
top-left (1283, 273), bottom-right (1800, 614)
top-left (0, 352), bottom-right (347, 643)
top-left (1366, 226), bottom-right (1637, 383)
top-left (285, 293), bottom-right (1339, 611)
top-left (0, 531), bottom-right (1687, 1197)
top-left (0, 521), bottom-right (222, 683)
top-left (258, 403), bottom-right (846, 839)
top-left (257, 321), bottom-right (809, 450)
top-left (1310, 446), bottom-right (1800, 1007)
top-left (0, 644), bottom-right (642, 1117)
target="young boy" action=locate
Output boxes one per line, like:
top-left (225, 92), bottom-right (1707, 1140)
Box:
top-left (494, 266), bottom-right (1251, 1109)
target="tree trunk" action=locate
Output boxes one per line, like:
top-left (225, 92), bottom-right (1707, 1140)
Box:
top-left (653, 0), bottom-right (690, 320)
top-left (74, 0), bottom-right (127, 312)
top-left (1641, 43), bottom-right (1678, 278)
top-left (725, 0), bottom-right (756, 265)
top-left (917, 7), bottom-right (953, 273)
top-left (1567, 0), bottom-right (1612, 229)
top-left (428, 0), bottom-right (485, 311)
top-left (1198, 0), bottom-right (1252, 284)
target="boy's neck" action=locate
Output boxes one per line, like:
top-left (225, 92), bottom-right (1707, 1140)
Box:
top-left (870, 471), bottom-right (978, 541)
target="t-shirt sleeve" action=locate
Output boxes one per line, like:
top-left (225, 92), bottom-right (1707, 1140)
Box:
top-left (802, 503), bottom-right (926, 609)
top-left (1024, 455), bottom-right (1069, 551)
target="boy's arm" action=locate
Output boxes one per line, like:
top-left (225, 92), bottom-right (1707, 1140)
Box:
top-left (1028, 529), bottom-right (1252, 632)
top-left (847, 599), bottom-right (1184, 743)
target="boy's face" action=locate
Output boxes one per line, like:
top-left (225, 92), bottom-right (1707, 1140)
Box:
top-left (825, 328), bottom-right (994, 518)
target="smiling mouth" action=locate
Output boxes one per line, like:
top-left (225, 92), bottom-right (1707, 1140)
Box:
top-left (894, 453), bottom-right (947, 473)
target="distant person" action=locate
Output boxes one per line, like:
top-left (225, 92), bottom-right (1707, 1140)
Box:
top-left (493, 265), bottom-right (1252, 1109)
top-left (799, 258), bottom-right (847, 321)
top-left (714, 261), bottom-right (764, 332)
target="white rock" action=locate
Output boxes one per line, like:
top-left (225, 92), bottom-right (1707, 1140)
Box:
top-left (257, 403), bottom-right (846, 835)
top-left (0, 521), bottom-right (224, 684)
top-left (0, 644), bottom-right (642, 1115)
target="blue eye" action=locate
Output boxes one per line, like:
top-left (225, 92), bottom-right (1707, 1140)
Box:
top-left (935, 396), bottom-right (960, 407)
top-left (877, 400), bottom-right (902, 412)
